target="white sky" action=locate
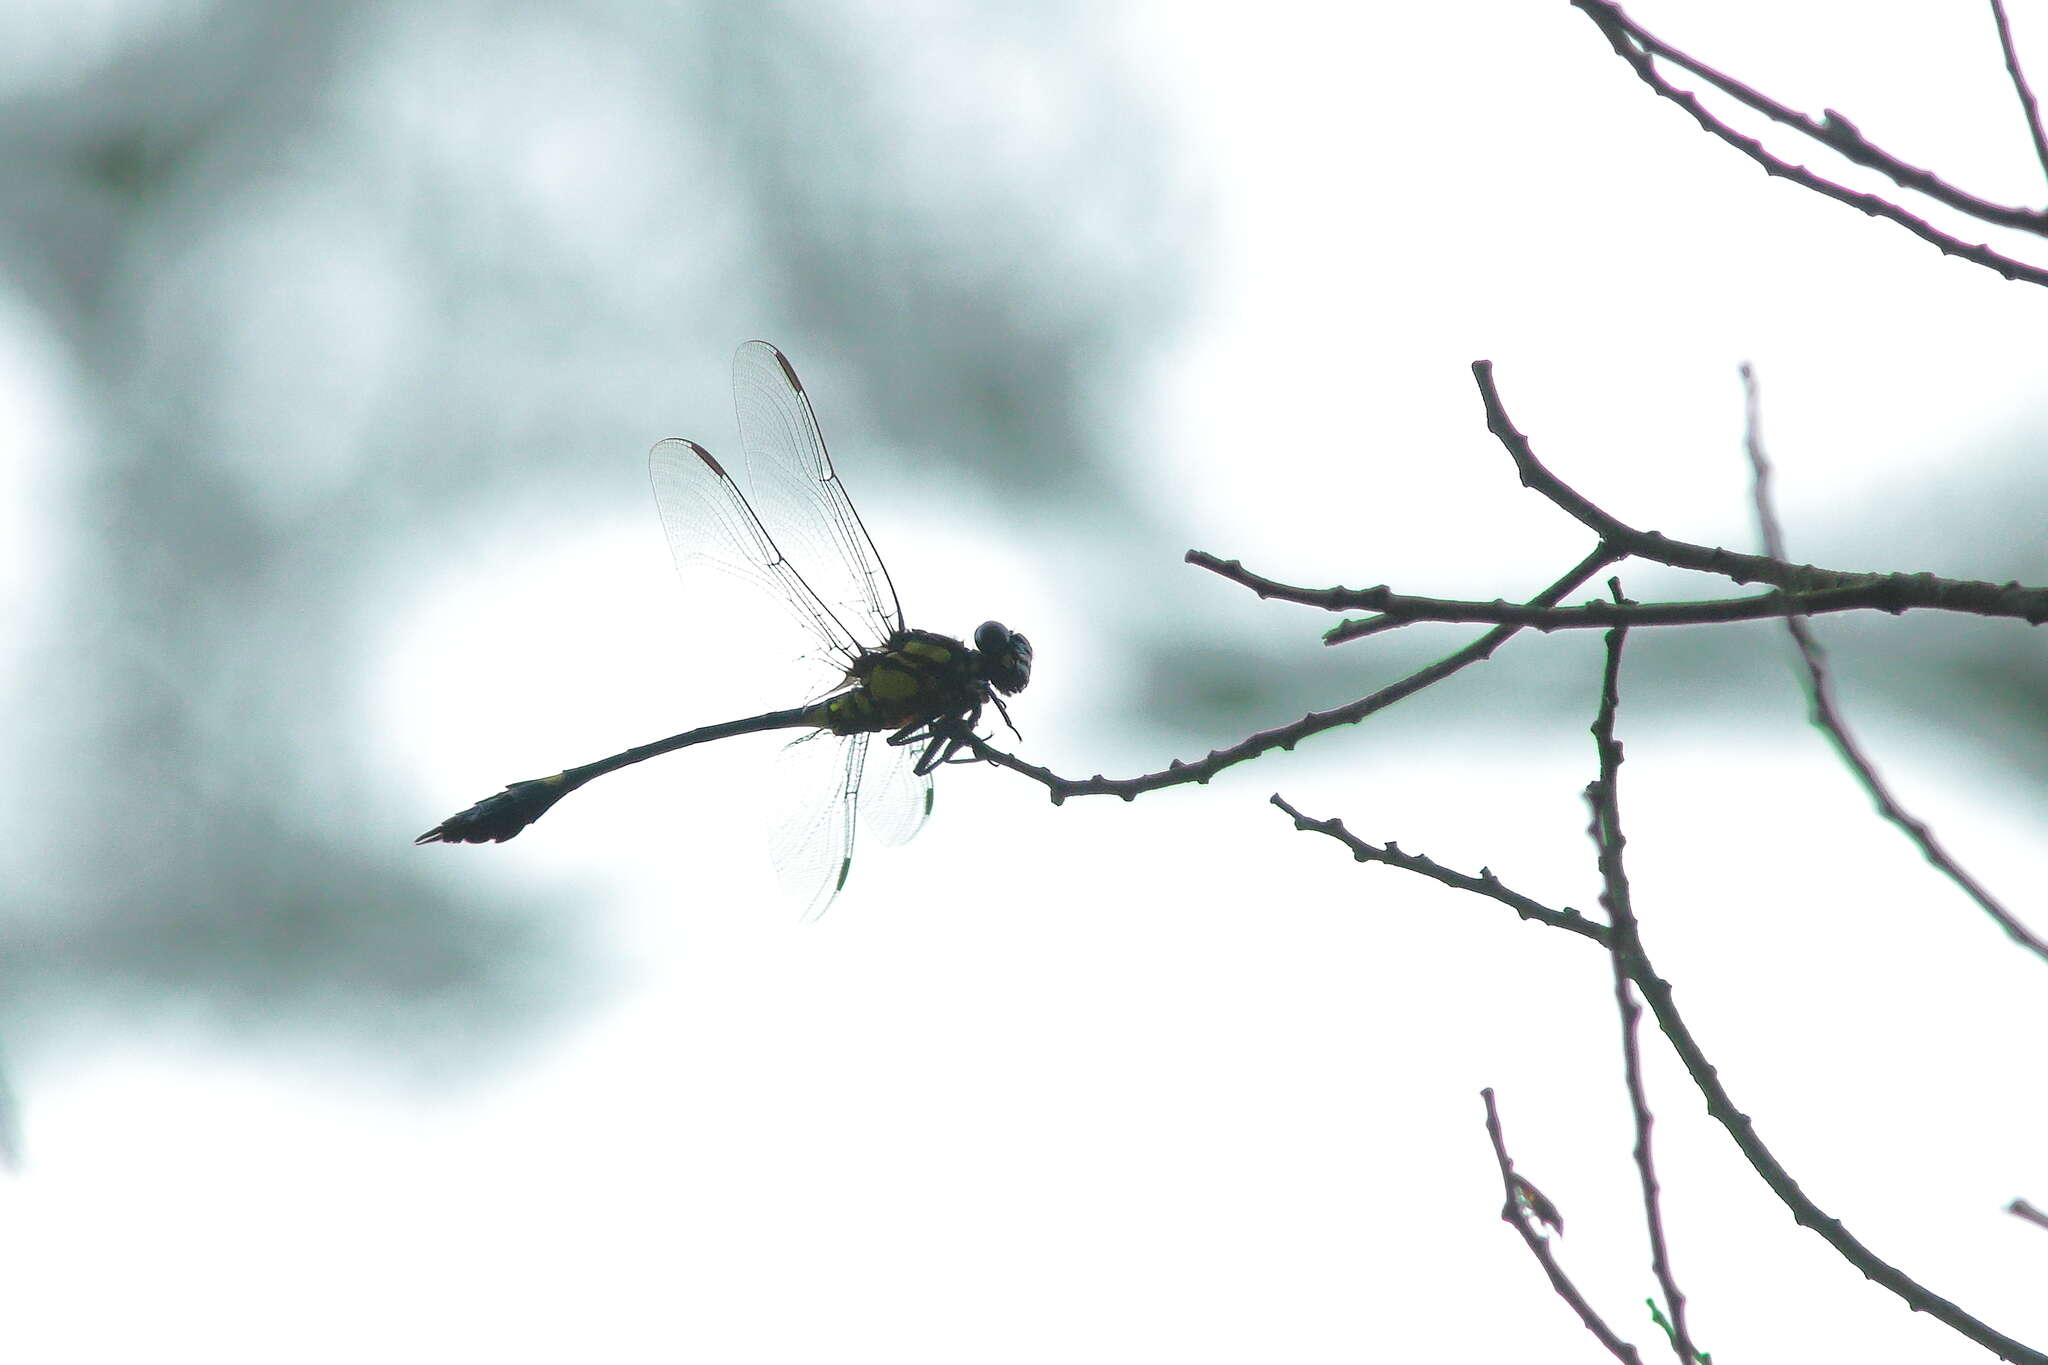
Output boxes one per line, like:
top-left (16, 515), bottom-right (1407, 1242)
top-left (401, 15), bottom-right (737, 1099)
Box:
top-left (3, 1), bottom-right (2046, 1361)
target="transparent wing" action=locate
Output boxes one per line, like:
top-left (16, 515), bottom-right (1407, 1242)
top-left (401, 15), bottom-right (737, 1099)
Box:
top-left (766, 732), bottom-right (931, 921)
top-left (857, 734), bottom-right (934, 849)
top-left (769, 730), bottom-right (867, 922)
top-left (649, 437), bottom-right (865, 686)
top-left (654, 348), bottom-right (921, 920)
top-left (732, 341), bottom-right (904, 648)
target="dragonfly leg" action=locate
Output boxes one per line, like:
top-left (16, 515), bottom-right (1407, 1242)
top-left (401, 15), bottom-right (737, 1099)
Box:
top-left (885, 718), bottom-right (954, 776)
top-left (903, 711), bottom-right (995, 774)
top-left (988, 692), bottom-right (1023, 742)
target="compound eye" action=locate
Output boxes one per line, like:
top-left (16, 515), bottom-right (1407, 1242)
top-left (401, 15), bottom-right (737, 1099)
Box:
top-left (991, 630), bottom-right (1033, 694)
top-left (974, 621), bottom-right (1012, 653)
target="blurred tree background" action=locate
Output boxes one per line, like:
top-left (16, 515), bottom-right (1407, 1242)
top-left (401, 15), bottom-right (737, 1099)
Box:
top-left (3, 0), bottom-right (1215, 1058)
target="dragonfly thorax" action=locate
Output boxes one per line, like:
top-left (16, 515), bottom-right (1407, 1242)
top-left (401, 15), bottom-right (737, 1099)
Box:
top-left (809, 625), bottom-right (1026, 739)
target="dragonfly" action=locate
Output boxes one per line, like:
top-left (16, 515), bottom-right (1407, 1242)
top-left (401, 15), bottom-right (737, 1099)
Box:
top-left (417, 340), bottom-right (1032, 919)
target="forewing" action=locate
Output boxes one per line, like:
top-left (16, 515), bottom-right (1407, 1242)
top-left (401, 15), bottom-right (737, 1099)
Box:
top-left (731, 341), bottom-right (904, 648)
top-left (649, 437), bottom-right (865, 674)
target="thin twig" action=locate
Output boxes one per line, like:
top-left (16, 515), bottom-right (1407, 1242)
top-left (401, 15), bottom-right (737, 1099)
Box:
top-left (1481, 1089), bottom-right (1645, 1364)
top-left (1990, 0), bottom-right (2048, 190)
top-left (1182, 554), bottom-right (2048, 640)
top-left (1268, 793), bottom-right (1609, 946)
top-left (1300, 761), bottom-right (2047, 1356)
top-left (1470, 362), bottom-right (2034, 607)
top-left (1356, 832), bottom-right (2048, 1359)
top-left (963, 544), bottom-right (1621, 802)
top-left (1586, 579), bottom-right (1698, 1364)
top-left (1591, 0), bottom-right (2046, 230)
top-left (1572, 0), bottom-right (2048, 286)
top-left (2010, 1198), bottom-right (2048, 1231)
top-left (1740, 365), bottom-right (2048, 965)
top-left (1626, 927), bottom-right (2047, 1362)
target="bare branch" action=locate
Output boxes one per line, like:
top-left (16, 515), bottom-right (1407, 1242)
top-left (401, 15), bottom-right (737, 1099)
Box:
top-left (963, 544), bottom-right (1620, 802)
top-left (1740, 366), bottom-right (2048, 965)
top-left (991, 357), bottom-right (2042, 808)
top-left (1989, 0), bottom-right (2048, 189)
top-left (1183, 554), bottom-right (2048, 641)
top-left (1481, 1088), bottom-right (1645, 1364)
top-left (1471, 363), bottom-right (2036, 609)
top-left (1268, 793), bottom-right (1609, 946)
top-left (1572, 0), bottom-right (2048, 286)
top-left (1596, 1), bottom-right (2047, 228)
top-left (1627, 918), bottom-right (2047, 1361)
top-left (1301, 697), bottom-right (2048, 1357)
top-left (1585, 581), bottom-right (1699, 1364)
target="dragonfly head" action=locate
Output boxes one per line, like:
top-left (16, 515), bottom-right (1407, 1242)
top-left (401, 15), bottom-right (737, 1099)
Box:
top-left (974, 620), bottom-right (1033, 695)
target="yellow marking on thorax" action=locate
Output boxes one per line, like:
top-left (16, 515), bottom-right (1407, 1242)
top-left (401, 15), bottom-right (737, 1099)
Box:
top-left (867, 660), bottom-right (923, 705)
top-left (812, 636), bottom-right (969, 735)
